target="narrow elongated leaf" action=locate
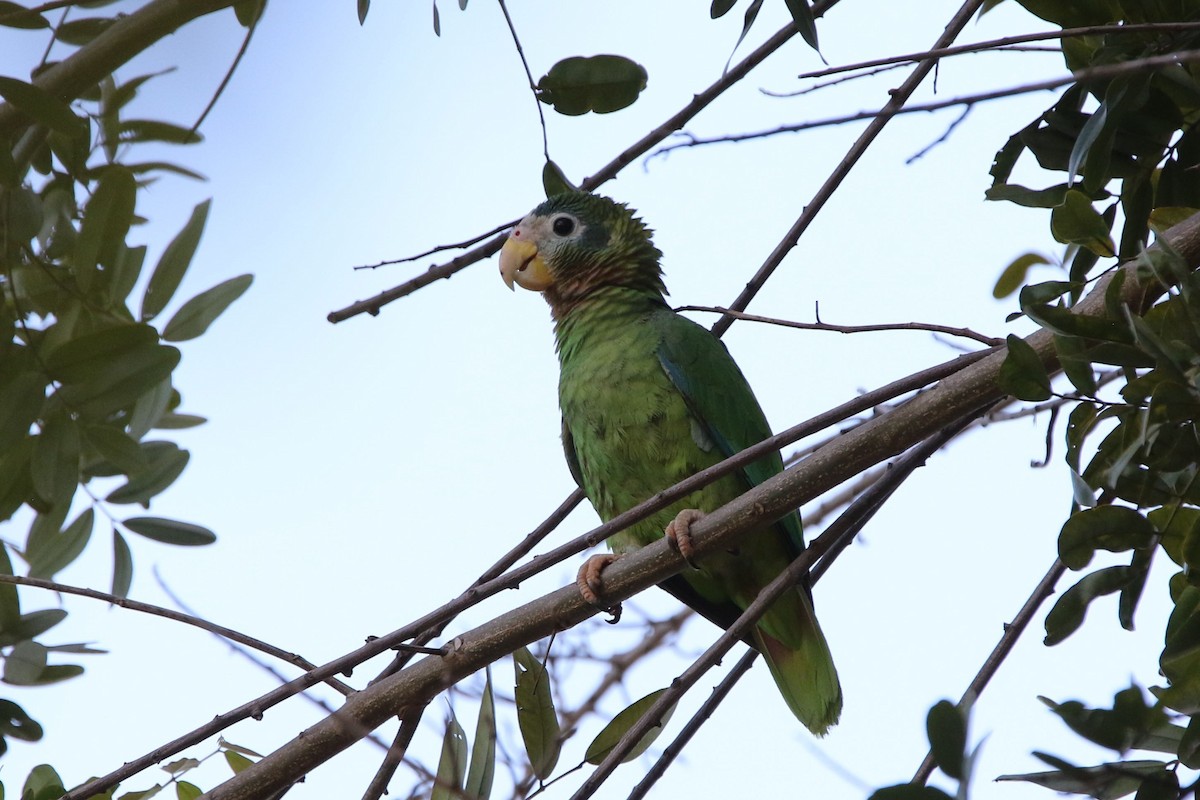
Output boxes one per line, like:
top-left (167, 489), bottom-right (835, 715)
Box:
top-left (0, 609), bottom-right (66, 647)
top-left (73, 165), bottom-right (137, 292)
top-left (57, 343), bottom-right (180, 419)
top-left (0, 371), bottom-right (46, 452)
top-left (584, 688), bottom-right (676, 764)
top-left (513, 646), bottom-right (561, 779)
top-left (0, 545), bottom-right (20, 631)
top-left (1045, 567), bottom-right (1132, 645)
top-left (112, 531), bottom-right (133, 598)
top-left (997, 757), bottom-right (1165, 799)
top-left (1059, 506), bottom-right (1156, 569)
top-left (994, 252), bottom-right (1050, 298)
top-left (358, 0), bottom-right (369, 24)
top-left (83, 424), bottom-right (149, 475)
top-left (142, 199), bottom-right (211, 321)
top-left (224, 751), bottom-right (254, 774)
top-left (118, 120), bottom-right (202, 145)
top-left (998, 334), bottom-right (1051, 401)
top-left (105, 443), bottom-right (189, 505)
top-left (56, 16), bottom-right (115, 44)
top-left (122, 517), bottom-right (214, 546)
top-left (30, 413), bottom-right (80, 507)
top-left (869, 787), bottom-right (954, 800)
top-left (28, 508), bottom-right (92, 579)
top-left (162, 274), bottom-right (253, 342)
top-left (537, 56), bottom-right (647, 116)
top-left (0, 2), bottom-right (49, 29)
top-left (0, 75), bottom-right (84, 136)
top-left (783, 0), bottom-right (818, 50)
top-left (430, 713), bottom-right (467, 800)
top-left (1051, 190), bottom-right (1116, 257)
top-left (710, 0), bottom-right (736, 17)
top-left (464, 670), bottom-right (496, 799)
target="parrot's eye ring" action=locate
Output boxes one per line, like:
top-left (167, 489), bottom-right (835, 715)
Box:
top-left (551, 216), bottom-right (576, 236)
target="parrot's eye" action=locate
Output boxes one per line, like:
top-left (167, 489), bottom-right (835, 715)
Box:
top-left (551, 216), bottom-right (576, 236)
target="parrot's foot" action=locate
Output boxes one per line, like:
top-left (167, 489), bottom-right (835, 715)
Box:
top-left (665, 508), bottom-right (705, 568)
top-left (576, 554), bottom-right (622, 624)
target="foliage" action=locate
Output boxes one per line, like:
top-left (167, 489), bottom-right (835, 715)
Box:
top-left (0, 0), bottom-right (253, 781)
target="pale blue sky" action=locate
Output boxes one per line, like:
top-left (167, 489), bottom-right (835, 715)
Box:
top-left (0, 2), bottom-right (1176, 798)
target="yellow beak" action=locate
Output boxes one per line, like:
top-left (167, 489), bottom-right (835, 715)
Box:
top-left (500, 237), bottom-right (554, 292)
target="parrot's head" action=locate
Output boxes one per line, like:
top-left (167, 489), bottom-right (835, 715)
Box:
top-left (500, 192), bottom-right (665, 315)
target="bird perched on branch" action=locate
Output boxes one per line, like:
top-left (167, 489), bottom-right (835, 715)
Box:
top-left (499, 192), bottom-right (841, 734)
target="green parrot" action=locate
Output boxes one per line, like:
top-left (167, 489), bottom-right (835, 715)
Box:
top-left (499, 192), bottom-right (841, 735)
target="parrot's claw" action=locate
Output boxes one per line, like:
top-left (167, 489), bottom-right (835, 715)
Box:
top-left (577, 554), bottom-right (622, 623)
top-left (665, 508), bottom-right (705, 568)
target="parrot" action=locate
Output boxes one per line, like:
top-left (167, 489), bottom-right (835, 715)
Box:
top-left (498, 191), bottom-right (841, 735)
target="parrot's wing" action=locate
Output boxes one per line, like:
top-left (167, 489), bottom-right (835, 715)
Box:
top-left (653, 309), bottom-right (806, 558)
top-left (561, 417), bottom-right (586, 489)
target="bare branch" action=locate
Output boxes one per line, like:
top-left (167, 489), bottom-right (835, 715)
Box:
top-left (678, 304), bottom-right (1003, 346)
top-left (708, 0), bottom-right (989, 338)
top-left (351, 220), bottom-right (517, 272)
top-left (497, 0), bottom-right (549, 162)
top-left (360, 710), bottom-right (425, 800)
top-left (657, 50), bottom-right (1200, 156)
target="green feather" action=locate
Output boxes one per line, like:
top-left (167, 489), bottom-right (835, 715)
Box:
top-left (522, 192), bottom-right (842, 734)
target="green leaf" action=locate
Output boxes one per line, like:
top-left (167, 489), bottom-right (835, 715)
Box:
top-left (28, 508), bottom-right (92, 579)
top-left (56, 16), bottom-right (115, 45)
top-left (4, 640), bottom-right (46, 685)
top-left (0, 609), bottom-right (66, 647)
top-left (1051, 190), bottom-right (1116, 257)
top-left (513, 646), bottom-right (560, 780)
top-left (993, 252), bottom-right (1050, 298)
top-left (111, 531), bottom-right (132, 599)
top-left (997, 756), bottom-right (1166, 800)
top-left (30, 412), bottom-right (79, 508)
top-left (710, 0), bottom-right (736, 17)
top-left (985, 182), bottom-right (1081, 208)
top-left (21, 764), bottom-right (63, 800)
top-left (162, 758), bottom-right (200, 775)
top-left (0, 75), bottom-right (85, 136)
top-left (0, 2), bottom-right (49, 29)
top-left (998, 334), bottom-right (1051, 401)
top-left (233, 0), bottom-right (264, 26)
top-left (537, 55), bottom-right (648, 116)
top-left (0, 699), bottom-right (42, 743)
top-left (464, 670), bottom-right (495, 799)
top-left (106, 441), bottom-right (189, 506)
top-left (83, 425), bottom-right (149, 475)
top-left (0, 546), bottom-right (21, 632)
top-left (1045, 567), bottom-right (1132, 646)
top-left (142, 199), bottom-right (211, 321)
top-left (926, 700), bottom-right (966, 779)
top-left (584, 688), bottom-right (676, 765)
top-left (541, 161), bottom-right (575, 199)
top-left (0, 371), bottom-right (46, 453)
top-left (223, 751), bottom-right (254, 774)
top-left (1058, 506), bottom-right (1156, 570)
top-left (162, 274), bottom-right (252, 342)
top-left (175, 782), bottom-right (202, 800)
top-left (728, 0), bottom-right (763, 65)
top-left (783, 0), bottom-right (818, 50)
top-left (118, 120), bottom-right (202, 145)
top-left (868, 786), bottom-right (954, 800)
top-left (357, 0), bottom-right (369, 24)
top-left (56, 342), bottom-right (181, 419)
top-left (430, 713), bottom-right (467, 800)
top-left (121, 517), bottom-right (214, 547)
top-left (73, 165), bottom-right (137, 293)
top-left (128, 378), bottom-right (172, 441)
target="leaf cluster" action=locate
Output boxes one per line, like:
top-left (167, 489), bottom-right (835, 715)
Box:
top-left (0, 1), bottom-right (255, 769)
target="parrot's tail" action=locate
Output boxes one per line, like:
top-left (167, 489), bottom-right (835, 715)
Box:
top-left (753, 596), bottom-right (843, 736)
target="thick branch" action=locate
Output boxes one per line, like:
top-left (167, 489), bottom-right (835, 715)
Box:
top-left (0, 0), bottom-right (235, 139)
top-left (206, 213), bottom-right (1200, 800)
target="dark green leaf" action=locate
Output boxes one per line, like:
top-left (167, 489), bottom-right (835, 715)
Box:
top-left (997, 757), bottom-right (1165, 800)
top-left (233, 0), bottom-right (264, 26)
top-left (998, 334), bottom-right (1051, 401)
top-left (728, 0), bottom-right (763, 65)
top-left (1059, 505), bottom-right (1156, 570)
top-left (152, 413), bottom-right (206, 430)
top-left (1020, 280), bottom-right (1077, 306)
top-left (513, 646), bottom-right (560, 779)
top-left (541, 161), bottom-right (575, 199)
top-left (432, 1), bottom-right (440, 35)
top-left (0, 546), bottom-right (20, 631)
top-left (125, 161), bottom-right (207, 181)
top-left (55, 16), bottom-right (115, 45)
top-left (118, 119), bottom-right (202, 145)
top-left (128, 378), bottom-right (172, 441)
top-left (1051, 190), bottom-right (1116, 257)
top-left (1055, 335), bottom-right (1098, 396)
top-left (985, 183), bottom-right (1077, 208)
top-left (0, 371), bottom-right (46, 452)
top-left (358, 0), bottom-right (369, 24)
top-left (710, 0), bottom-right (735, 17)
top-left (55, 341), bottom-right (181, 419)
top-left (993, 252), bottom-right (1050, 298)
top-left (430, 713), bottom-right (467, 800)
top-left (73, 165), bottom-right (136, 293)
top-left (121, 517), bottom-right (214, 546)
top-left (21, 763), bottom-right (63, 799)
top-left (30, 412), bottom-right (79, 508)
top-left (868, 786), bottom-right (954, 800)
top-left (111, 531), bottom-right (132, 599)
top-left (464, 670), bottom-right (495, 799)
top-left (1134, 770), bottom-right (1180, 800)
top-left (0, 75), bottom-right (85, 136)
top-left (537, 55), bottom-right (648, 116)
top-left (0, 609), bottom-right (66, 647)
top-left (783, 0), bottom-right (817, 50)
top-left (82, 425), bottom-right (148, 475)
top-left (926, 700), bottom-right (966, 779)
top-left (1180, 715), bottom-right (1200, 769)
top-left (106, 441), bottom-right (189, 506)
top-left (0, 699), bottom-right (42, 742)
top-left (142, 199), bottom-right (210, 321)
top-left (0, 2), bottom-right (48, 29)
top-left (1045, 567), bottom-right (1132, 645)
top-left (108, 243), bottom-right (146, 307)
top-left (28, 508), bottom-right (92, 579)
top-left (44, 323), bottom-right (158, 384)
top-left (162, 274), bottom-right (252, 342)
top-left (584, 688), bottom-right (676, 765)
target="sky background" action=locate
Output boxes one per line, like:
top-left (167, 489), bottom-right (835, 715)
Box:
top-left (0, 2), bottom-right (1181, 799)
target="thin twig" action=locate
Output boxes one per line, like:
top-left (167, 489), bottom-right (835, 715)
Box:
top-left (911, 558), bottom-right (1068, 785)
top-left (352, 220), bottom-right (517, 271)
top-left (360, 709), bottom-right (425, 800)
top-left (657, 50), bottom-right (1200, 156)
top-left (906, 105), bottom-right (971, 164)
top-left (707, 0), bottom-right (988, 338)
top-left (190, 5), bottom-right (257, 134)
top-left (496, 0), bottom-right (548, 161)
top-left (678, 304), bottom-right (1003, 346)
